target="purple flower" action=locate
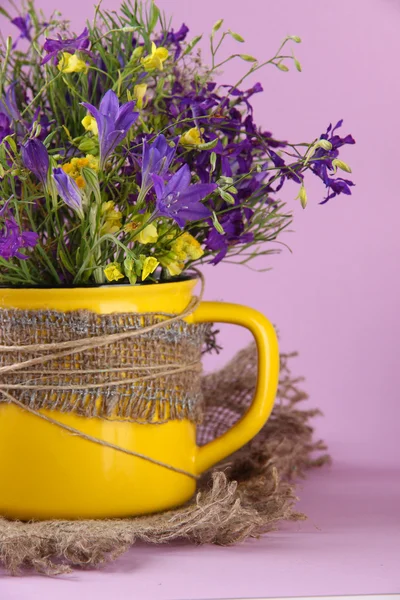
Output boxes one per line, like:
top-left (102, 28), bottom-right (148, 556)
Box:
top-left (205, 210), bottom-right (253, 264)
top-left (311, 120), bottom-right (355, 203)
top-left (52, 168), bottom-right (84, 219)
top-left (0, 113), bottom-right (12, 142)
top-left (22, 139), bottom-right (49, 185)
top-left (141, 134), bottom-right (177, 192)
top-left (0, 204), bottom-right (38, 260)
top-left (152, 164), bottom-right (216, 228)
top-left (41, 27), bottom-right (91, 65)
top-left (11, 15), bottom-right (32, 48)
top-left (0, 84), bottom-right (21, 122)
top-left (163, 23), bottom-right (189, 59)
top-left (82, 90), bottom-right (139, 168)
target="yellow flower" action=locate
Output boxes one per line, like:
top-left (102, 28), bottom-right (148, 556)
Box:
top-left (101, 201), bottom-right (123, 234)
top-left (61, 155), bottom-right (99, 188)
top-left (180, 127), bottom-right (204, 147)
top-left (104, 262), bottom-right (124, 282)
top-left (124, 221), bottom-right (139, 233)
top-left (142, 256), bottom-right (159, 280)
top-left (82, 114), bottom-right (98, 136)
top-left (133, 83), bottom-right (147, 109)
top-left (164, 260), bottom-right (183, 277)
top-left (158, 252), bottom-right (184, 276)
top-left (157, 234), bottom-right (203, 277)
top-left (62, 162), bottom-right (73, 175)
top-left (171, 232), bottom-right (204, 261)
top-left (75, 176), bottom-right (86, 189)
top-left (101, 201), bottom-right (115, 214)
top-left (141, 42), bottom-right (169, 71)
top-left (57, 52), bottom-right (88, 74)
top-left (137, 223), bottom-right (158, 244)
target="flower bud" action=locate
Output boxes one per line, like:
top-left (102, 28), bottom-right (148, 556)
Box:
top-left (296, 184), bottom-right (308, 209)
top-left (131, 46), bottom-right (144, 60)
top-left (78, 138), bottom-right (99, 154)
top-left (210, 152), bottom-right (217, 173)
top-left (212, 211), bottom-right (224, 234)
top-left (332, 158), bottom-right (352, 173)
top-left (294, 58), bottom-right (302, 72)
top-left (219, 189), bottom-right (235, 204)
top-left (276, 62), bottom-right (289, 72)
top-left (229, 30), bottom-right (245, 43)
top-left (239, 54), bottom-right (257, 62)
top-left (133, 83), bottom-right (147, 109)
top-left (316, 139), bottom-right (332, 151)
top-left (212, 19), bottom-right (223, 36)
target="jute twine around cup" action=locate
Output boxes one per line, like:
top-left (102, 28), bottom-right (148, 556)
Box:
top-left (0, 272), bottom-right (212, 479)
top-left (0, 345), bottom-right (330, 576)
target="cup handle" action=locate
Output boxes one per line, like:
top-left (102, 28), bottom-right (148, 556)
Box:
top-left (193, 301), bottom-right (280, 475)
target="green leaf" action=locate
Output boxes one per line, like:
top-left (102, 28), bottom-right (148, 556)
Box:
top-left (58, 246), bottom-right (75, 275)
top-left (229, 30), bottom-right (245, 43)
top-left (294, 58), bottom-right (302, 72)
top-left (0, 7), bottom-right (11, 18)
top-left (2, 135), bottom-right (16, 153)
top-left (288, 35), bottom-right (302, 43)
top-left (82, 167), bottom-right (102, 205)
top-left (182, 35), bottom-right (203, 57)
top-left (43, 130), bottom-right (59, 148)
top-left (148, 2), bottom-right (160, 33)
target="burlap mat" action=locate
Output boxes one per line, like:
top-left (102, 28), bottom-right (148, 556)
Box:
top-left (0, 344), bottom-right (329, 576)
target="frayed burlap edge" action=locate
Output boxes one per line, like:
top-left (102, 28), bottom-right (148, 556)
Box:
top-left (0, 345), bottom-right (330, 576)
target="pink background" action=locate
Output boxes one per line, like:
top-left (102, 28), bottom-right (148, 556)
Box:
top-left (1, 0), bottom-right (399, 597)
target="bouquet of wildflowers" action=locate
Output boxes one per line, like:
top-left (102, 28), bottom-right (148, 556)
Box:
top-left (0, 0), bottom-right (355, 286)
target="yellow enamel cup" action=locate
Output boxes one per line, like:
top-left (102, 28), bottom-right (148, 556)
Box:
top-left (0, 278), bottom-right (279, 520)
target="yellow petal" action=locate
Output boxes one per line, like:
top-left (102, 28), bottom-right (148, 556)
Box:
top-left (75, 176), bottom-right (86, 189)
top-left (104, 263), bottom-right (124, 282)
top-left (101, 201), bottom-right (115, 214)
top-left (82, 115), bottom-right (98, 136)
top-left (142, 257), bottom-right (159, 280)
top-left (137, 223), bottom-right (158, 244)
top-left (180, 127), bottom-right (204, 146)
top-left (165, 261), bottom-right (183, 276)
top-left (155, 47), bottom-right (169, 61)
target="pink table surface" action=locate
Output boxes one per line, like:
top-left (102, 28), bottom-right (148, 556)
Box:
top-left (1, 456), bottom-right (399, 599)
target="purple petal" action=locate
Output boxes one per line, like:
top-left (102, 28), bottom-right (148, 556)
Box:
top-left (173, 202), bottom-right (212, 225)
top-left (178, 183), bottom-right (217, 206)
top-left (99, 90), bottom-right (120, 120)
top-left (115, 102), bottom-right (139, 132)
top-left (52, 168), bottom-right (83, 215)
top-left (152, 173), bottom-right (166, 200)
top-left (22, 139), bottom-right (49, 184)
top-left (81, 101), bottom-right (106, 140)
top-left (164, 164), bottom-right (191, 196)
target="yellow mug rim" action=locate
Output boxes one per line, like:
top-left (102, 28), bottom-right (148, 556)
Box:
top-left (0, 273), bottom-right (198, 291)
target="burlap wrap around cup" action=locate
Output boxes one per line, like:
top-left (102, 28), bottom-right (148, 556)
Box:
top-left (0, 308), bottom-right (211, 424)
